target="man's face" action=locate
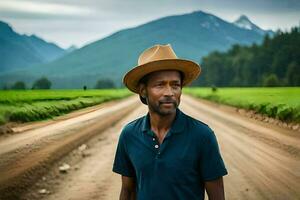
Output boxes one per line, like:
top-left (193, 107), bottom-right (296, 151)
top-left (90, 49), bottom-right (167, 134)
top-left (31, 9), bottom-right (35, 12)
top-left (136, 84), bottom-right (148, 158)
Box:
top-left (140, 70), bottom-right (182, 116)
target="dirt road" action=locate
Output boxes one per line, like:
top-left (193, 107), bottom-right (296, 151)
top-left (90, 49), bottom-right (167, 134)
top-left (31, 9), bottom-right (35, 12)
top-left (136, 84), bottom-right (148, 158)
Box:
top-left (182, 96), bottom-right (300, 200)
top-left (1, 95), bottom-right (299, 200)
top-left (0, 96), bottom-right (139, 199)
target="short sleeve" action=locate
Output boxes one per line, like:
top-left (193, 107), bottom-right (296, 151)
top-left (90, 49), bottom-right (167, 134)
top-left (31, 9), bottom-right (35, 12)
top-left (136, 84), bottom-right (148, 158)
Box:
top-left (112, 129), bottom-right (136, 177)
top-left (199, 130), bottom-right (228, 181)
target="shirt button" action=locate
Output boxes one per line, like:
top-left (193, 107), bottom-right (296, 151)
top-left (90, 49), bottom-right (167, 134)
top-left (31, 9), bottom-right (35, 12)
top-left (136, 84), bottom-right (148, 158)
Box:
top-left (152, 138), bottom-right (155, 141)
top-left (154, 144), bottom-right (159, 149)
top-left (158, 152), bottom-right (161, 154)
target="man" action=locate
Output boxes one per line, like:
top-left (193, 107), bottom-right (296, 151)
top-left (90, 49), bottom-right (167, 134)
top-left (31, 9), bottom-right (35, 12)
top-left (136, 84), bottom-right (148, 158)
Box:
top-left (113, 44), bottom-right (228, 200)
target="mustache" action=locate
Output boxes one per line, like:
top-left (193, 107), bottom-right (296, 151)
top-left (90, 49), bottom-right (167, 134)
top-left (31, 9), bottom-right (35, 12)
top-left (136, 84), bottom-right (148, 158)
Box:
top-left (159, 98), bottom-right (177, 105)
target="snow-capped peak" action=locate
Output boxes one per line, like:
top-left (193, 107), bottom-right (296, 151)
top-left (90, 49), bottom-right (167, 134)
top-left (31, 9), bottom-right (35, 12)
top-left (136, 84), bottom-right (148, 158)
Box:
top-left (234, 15), bottom-right (253, 30)
top-left (233, 15), bottom-right (273, 36)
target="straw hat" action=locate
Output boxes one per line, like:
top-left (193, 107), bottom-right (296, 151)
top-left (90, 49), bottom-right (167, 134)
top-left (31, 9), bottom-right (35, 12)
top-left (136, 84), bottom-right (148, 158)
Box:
top-left (123, 44), bottom-right (201, 93)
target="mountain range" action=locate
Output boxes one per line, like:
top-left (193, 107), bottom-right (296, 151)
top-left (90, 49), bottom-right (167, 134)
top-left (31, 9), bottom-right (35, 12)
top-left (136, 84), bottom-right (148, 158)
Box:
top-left (0, 11), bottom-right (273, 88)
top-left (0, 21), bottom-right (68, 73)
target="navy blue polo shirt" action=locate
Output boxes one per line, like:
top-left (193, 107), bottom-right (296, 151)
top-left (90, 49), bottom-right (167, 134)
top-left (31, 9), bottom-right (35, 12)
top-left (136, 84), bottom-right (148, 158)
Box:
top-left (113, 108), bottom-right (228, 200)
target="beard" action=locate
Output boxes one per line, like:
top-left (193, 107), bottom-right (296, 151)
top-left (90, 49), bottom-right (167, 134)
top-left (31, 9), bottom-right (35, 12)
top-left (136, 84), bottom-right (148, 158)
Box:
top-left (147, 96), bottom-right (180, 116)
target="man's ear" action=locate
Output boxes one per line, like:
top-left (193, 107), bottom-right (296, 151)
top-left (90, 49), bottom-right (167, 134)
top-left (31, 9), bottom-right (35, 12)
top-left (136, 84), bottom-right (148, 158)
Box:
top-left (139, 84), bottom-right (147, 98)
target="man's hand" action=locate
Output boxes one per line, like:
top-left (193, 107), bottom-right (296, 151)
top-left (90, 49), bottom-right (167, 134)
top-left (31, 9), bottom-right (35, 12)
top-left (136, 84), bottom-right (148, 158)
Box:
top-left (205, 177), bottom-right (225, 200)
top-left (119, 176), bottom-right (136, 200)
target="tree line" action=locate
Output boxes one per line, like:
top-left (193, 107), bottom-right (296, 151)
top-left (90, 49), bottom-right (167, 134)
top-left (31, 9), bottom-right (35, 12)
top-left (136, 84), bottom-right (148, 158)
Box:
top-left (2, 77), bottom-right (116, 90)
top-left (3, 77), bottom-right (52, 90)
top-left (193, 26), bottom-right (300, 87)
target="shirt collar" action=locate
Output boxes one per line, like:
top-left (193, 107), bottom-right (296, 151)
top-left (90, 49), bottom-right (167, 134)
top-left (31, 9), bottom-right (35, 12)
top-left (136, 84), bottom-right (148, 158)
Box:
top-left (142, 108), bottom-right (185, 135)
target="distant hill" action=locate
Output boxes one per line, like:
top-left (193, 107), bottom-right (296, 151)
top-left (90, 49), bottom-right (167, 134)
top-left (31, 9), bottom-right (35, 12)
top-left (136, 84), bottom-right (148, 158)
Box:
top-left (0, 21), bottom-right (66, 72)
top-left (0, 11), bottom-right (273, 88)
top-left (66, 45), bottom-right (77, 54)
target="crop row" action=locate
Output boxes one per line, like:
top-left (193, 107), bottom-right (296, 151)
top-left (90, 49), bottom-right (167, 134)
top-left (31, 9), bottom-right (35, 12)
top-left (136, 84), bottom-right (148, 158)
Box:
top-left (0, 89), bottom-right (131, 125)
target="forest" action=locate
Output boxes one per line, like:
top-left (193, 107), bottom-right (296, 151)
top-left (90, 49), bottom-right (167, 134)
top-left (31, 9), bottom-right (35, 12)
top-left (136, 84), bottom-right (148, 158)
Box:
top-left (193, 26), bottom-right (300, 87)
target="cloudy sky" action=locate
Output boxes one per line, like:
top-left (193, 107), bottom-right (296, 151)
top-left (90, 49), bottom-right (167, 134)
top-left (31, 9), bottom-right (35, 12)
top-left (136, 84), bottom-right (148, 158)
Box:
top-left (0, 0), bottom-right (299, 49)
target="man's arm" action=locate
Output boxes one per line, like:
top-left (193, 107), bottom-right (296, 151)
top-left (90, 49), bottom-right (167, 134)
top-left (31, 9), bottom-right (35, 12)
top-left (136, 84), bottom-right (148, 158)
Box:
top-left (205, 177), bottom-right (225, 200)
top-left (119, 176), bottom-right (136, 200)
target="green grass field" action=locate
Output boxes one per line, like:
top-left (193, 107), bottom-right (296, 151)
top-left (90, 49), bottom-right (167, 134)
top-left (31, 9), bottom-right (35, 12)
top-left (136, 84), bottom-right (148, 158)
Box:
top-left (184, 87), bottom-right (300, 122)
top-left (0, 89), bottom-right (132, 125)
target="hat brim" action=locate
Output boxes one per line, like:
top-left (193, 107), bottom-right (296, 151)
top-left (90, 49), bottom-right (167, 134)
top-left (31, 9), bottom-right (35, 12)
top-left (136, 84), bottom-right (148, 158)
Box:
top-left (123, 59), bottom-right (201, 93)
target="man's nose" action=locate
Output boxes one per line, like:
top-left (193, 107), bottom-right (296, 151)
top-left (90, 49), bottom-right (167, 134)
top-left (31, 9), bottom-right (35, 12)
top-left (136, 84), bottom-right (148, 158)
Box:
top-left (163, 85), bottom-right (174, 96)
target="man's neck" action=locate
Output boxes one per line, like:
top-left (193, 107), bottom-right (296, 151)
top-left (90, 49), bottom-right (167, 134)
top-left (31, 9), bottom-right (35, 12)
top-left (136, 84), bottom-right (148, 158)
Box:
top-left (149, 110), bottom-right (176, 139)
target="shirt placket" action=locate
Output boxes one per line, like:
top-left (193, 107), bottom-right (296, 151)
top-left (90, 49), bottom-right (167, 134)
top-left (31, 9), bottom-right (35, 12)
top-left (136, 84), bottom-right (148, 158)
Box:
top-left (150, 131), bottom-right (171, 160)
top-left (152, 136), bottom-right (161, 159)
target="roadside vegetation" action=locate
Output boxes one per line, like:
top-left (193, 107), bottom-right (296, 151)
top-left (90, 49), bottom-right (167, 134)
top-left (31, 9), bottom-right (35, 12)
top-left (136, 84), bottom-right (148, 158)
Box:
top-left (184, 87), bottom-right (300, 123)
top-left (0, 89), bottom-right (131, 125)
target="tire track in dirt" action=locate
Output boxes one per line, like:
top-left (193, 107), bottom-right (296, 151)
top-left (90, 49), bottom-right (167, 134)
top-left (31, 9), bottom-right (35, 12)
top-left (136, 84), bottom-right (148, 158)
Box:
top-left (23, 104), bottom-right (147, 200)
